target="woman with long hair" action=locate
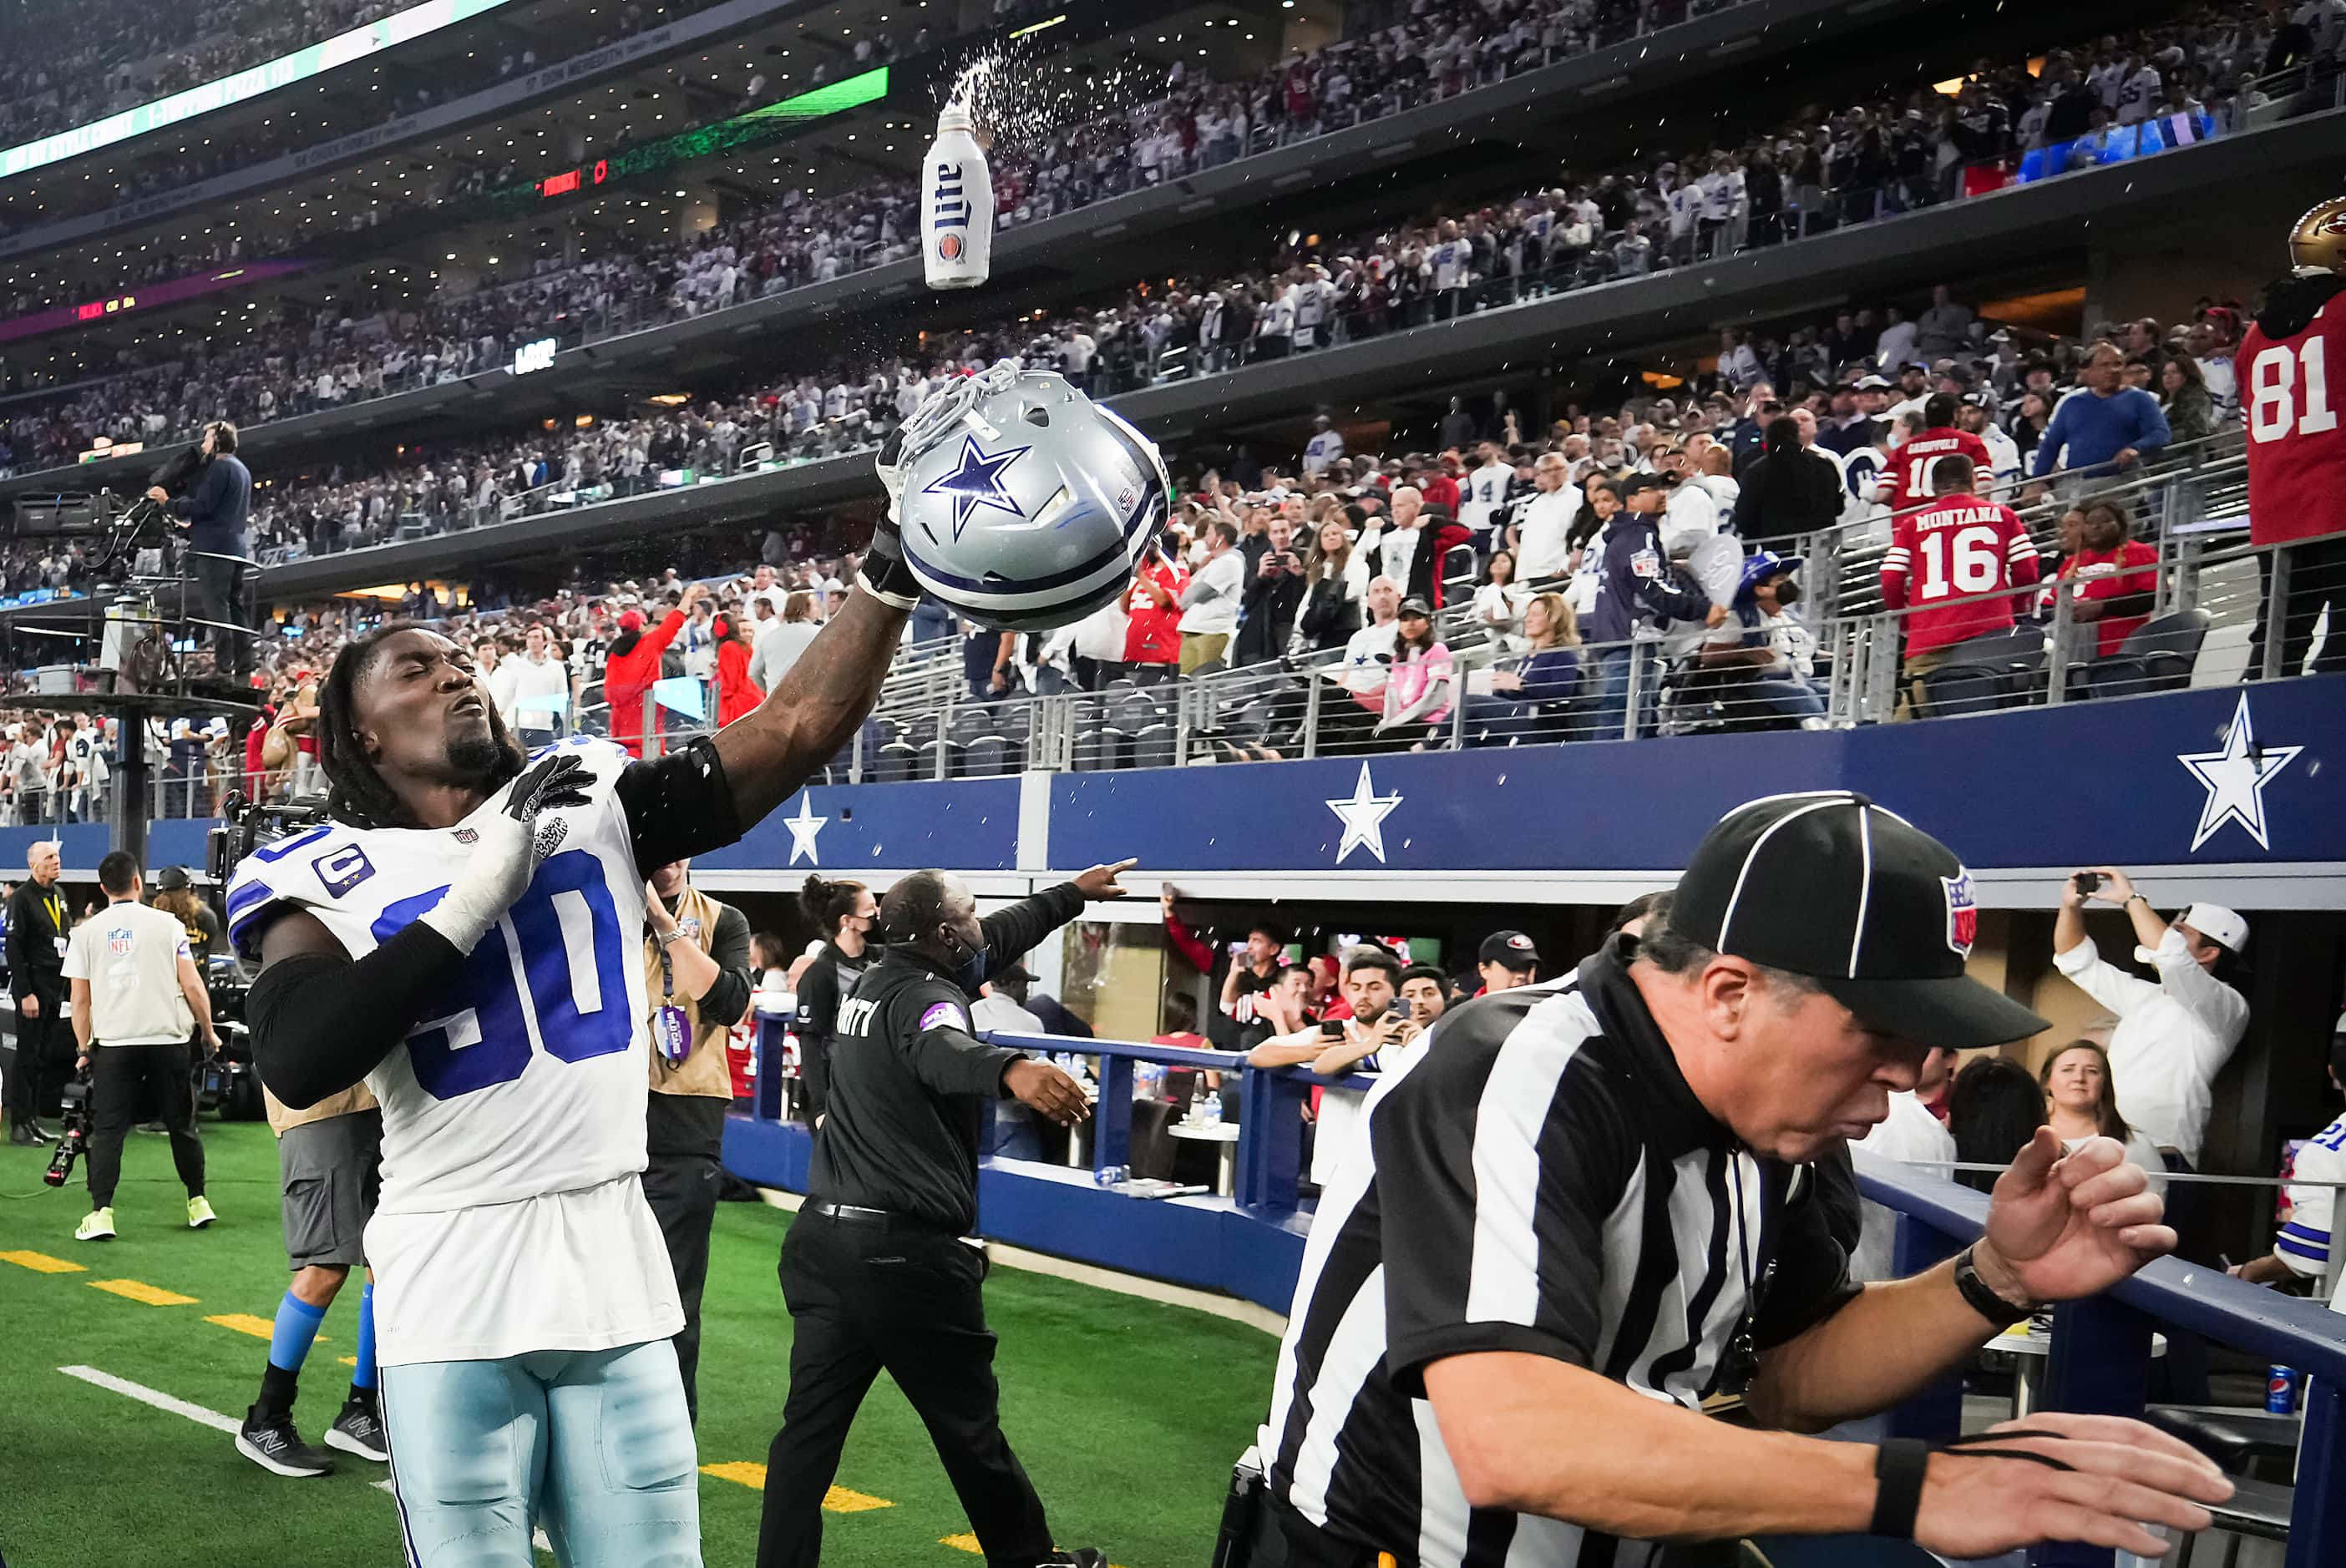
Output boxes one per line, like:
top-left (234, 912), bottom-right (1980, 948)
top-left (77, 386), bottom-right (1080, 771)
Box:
top-left (1291, 515), bottom-right (1366, 654)
top-left (712, 611), bottom-right (763, 728)
top-left (1947, 1055), bottom-right (2048, 1193)
top-left (2055, 497), bottom-right (2160, 660)
top-left (1463, 591), bottom-right (1583, 746)
top-left (2041, 1040), bottom-right (2167, 1194)
top-left (1472, 549), bottom-right (1529, 648)
top-left (793, 873), bottom-right (877, 1129)
top-left (2159, 352), bottom-right (2216, 443)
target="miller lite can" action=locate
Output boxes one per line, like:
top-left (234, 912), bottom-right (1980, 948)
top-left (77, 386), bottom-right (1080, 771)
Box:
top-left (2267, 1365), bottom-right (2300, 1414)
top-left (923, 100), bottom-right (993, 291)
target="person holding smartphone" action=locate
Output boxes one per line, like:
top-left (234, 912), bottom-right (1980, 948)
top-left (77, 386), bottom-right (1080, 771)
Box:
top-left (1237, 516), bottom-right (1309, 665)
top-left (1248, 946), bottom-right (1419, 1186)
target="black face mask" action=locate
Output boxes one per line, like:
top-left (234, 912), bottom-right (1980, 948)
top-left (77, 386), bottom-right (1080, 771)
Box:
top-left (1771, 579), bottom-right (1802, 607)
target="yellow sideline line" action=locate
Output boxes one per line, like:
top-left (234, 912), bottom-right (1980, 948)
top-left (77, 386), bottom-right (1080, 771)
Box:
top-left (0, 1249), bottom-right (84, 1273)
top-left (700, 1463), bottom-right (891, 1513)
top-left (89, 1278), bottom-right (198, 1306)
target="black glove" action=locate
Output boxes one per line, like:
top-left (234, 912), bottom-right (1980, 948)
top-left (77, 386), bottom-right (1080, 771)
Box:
top-left (859, 427), bottom-right (926, 612)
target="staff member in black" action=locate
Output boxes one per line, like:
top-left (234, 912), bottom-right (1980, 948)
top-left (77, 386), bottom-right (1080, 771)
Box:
top-left (757, 860), bottom-right (1133, 1568)
top-left (146, 420), bottom-right (254, 679)
top-left (641, 855), bottom-right (754, 1425)
top-left (792, 873), bottom-right (876, 1128)
top-left (6, 840), bottom-right (69, 1145)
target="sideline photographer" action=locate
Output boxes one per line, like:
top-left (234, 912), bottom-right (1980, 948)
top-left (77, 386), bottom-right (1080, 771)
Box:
top-left (146, 420), bottom-right (254, 679)
top-left (66, 851), bottom-right (219, 1242)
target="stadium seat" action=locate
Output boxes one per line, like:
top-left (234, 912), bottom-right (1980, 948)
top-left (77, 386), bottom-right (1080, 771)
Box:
top-left (874, 741), bottom-right (920, 783)
top-left (966, 736), bottom-right (1011, 776)
top-left (2080, 609), bottom-right (2210, 699)
top-left (1130, 722), bottom-right (1178, 771)
top-left (1917, 627), bottom-right (2047, 718)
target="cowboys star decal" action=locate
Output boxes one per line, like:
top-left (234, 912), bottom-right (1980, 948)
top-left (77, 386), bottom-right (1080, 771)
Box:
top-left (921, 436), bottom-right (1030, 539)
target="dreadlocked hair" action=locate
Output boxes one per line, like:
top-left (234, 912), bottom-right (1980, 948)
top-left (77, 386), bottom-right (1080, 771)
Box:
top-left (316, 621), bottom-right (525, 830)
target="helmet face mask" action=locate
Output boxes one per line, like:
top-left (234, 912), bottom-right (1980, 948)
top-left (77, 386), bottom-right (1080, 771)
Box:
top-left (2288, 195), bottom-right (2346, 276)
top-left (891, 363), bottom-right (1170, 631)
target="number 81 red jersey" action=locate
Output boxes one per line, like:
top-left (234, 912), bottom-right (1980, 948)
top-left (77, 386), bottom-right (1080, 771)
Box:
top-left (2241, 286), bottom-right (2346, 546)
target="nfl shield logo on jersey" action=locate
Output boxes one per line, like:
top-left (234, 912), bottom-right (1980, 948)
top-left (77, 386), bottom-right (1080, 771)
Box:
top-left (107, 926), bottom-right (133, 957)
top-left (1941, 870), bottom-right (1979, 958)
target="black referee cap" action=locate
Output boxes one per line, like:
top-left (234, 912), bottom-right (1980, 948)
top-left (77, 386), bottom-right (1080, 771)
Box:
top-left (1668, 792), bottom-right (2047, 1050)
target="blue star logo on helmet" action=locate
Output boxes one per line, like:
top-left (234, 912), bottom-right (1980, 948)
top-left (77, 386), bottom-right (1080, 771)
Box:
top-left (921, 436), bottom-right (1030, 539)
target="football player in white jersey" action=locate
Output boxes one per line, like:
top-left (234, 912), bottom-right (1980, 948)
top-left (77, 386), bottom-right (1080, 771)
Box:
top-left (2232, 1029), bottom-right (2346, 1313)
top-left (225, 446), bottom-right (939, 1564)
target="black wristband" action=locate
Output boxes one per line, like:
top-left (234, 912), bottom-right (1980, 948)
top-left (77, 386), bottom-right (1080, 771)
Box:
top-left (1869, 1438), bottom-right (1931, 1538)
top-left (1953, 1244), bottom-right (2034, 1328)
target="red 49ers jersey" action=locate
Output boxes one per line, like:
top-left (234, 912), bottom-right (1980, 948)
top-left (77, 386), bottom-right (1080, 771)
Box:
top-left (1886, 427), bottom-right (1995, 515)
top-left (2241, 291), bottom-right (2346, 546)
top-left (1880, 495), bottom-right (2043, 656)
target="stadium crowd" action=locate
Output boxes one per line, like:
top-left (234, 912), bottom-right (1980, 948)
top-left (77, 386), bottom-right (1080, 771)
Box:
top-left (3, 0), bottom-right (2321, 480)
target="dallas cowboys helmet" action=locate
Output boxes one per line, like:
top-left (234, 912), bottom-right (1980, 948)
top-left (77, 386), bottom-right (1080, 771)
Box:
top-left (880, 360), bottom-right (1170, 631)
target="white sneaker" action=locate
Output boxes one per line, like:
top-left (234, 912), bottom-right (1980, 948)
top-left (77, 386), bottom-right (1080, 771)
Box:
top-left (76, 1206), bottom-right (117, 1242)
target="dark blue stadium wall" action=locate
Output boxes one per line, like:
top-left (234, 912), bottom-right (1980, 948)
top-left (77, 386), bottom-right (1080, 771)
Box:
top-left (12, 677), bottom-right (2342, 903)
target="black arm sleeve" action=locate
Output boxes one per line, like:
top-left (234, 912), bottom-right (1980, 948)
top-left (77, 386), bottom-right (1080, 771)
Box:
top-left (977, 883), bottom-right (1084, 976)
top-left (795, 959), bottom-right (839, 1122)
top-left (247, 920), bottom-right (467, 1109)
top-left (615, 736), bottom-right (747, 875)
top-left (697, 903), bottom-right (755, 1028)
top-left (4, 891), bottom-right (32, 999)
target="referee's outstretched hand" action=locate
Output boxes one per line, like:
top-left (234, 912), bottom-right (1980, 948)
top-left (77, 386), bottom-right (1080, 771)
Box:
top-left (1979, 1127), bottom-right (2176, 1308)
top-left (1004, 1060), bottom-right (1092, 1126)
top-left (1072, 859), bottom-right (1138, 899)
top-left (1909, 1412), bottom-right (2230, 1560)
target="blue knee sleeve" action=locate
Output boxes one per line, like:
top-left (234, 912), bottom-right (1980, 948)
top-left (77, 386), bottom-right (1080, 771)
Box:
top-left (268, 1292), bottom-right (329, 1374)
top-left (353, 1282), bottom-right (378, 1391)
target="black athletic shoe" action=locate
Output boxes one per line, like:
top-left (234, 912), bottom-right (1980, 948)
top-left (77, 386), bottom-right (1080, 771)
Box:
top-left (236, 1408), bottom-right (337, 1478)
top-left (1036, 1552), bottom-right (1109, 1567)
top-left (326, 1395), bottom-right (389, 1463)
top-left (7, 1121), bottom-right (36, 1146)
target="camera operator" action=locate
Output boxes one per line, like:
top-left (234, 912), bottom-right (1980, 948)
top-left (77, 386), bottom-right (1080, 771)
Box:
top-left (1249, 946), bottom-right (1421, 1186)
top-left (145, 420), bottom-right (254, 680)
top-left (65, 851), bottom-right (219, 1242)
top-left (7, 840), bottom-right (70, 1146)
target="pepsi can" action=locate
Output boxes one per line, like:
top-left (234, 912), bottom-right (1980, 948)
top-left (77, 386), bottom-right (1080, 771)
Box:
top-left (2267, 1365), bottom-right (2300, 1414)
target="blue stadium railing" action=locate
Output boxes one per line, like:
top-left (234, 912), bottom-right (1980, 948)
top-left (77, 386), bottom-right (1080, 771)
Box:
top-left (1856, 1151), bottom-right (2346, 1568)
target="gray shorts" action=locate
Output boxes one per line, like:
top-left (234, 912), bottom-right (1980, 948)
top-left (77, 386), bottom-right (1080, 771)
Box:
top-left (277, 1109), bottom-right (383, 1270)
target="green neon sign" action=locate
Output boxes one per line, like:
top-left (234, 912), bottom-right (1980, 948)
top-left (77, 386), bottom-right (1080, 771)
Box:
top-left (0, 0), bottom-right (518, 182)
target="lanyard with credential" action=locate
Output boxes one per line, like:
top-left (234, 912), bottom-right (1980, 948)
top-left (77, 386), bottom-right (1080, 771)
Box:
top-left (651, 918), bottom-right (693, 1067)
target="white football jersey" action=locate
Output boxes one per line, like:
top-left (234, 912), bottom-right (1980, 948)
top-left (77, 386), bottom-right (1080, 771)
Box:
top-left (227, 737), bottom-right (678, 1365)
top-left (2280, 1113), bottom-right (2346, 1310)
top-left (226, 736), bottom-right (653, 1217)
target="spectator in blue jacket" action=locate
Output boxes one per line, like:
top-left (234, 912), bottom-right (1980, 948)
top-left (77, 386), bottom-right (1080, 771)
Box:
top-left (2028, 342), bottom-right (2171, 495)
top-left (1586, 474), bottom-right (1725, 739)
top-left (1463, 591), bottom-right (1583, 746)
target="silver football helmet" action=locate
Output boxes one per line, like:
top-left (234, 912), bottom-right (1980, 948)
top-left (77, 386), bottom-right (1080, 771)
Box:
top-left (882, 360), bottom-right (1170, 632)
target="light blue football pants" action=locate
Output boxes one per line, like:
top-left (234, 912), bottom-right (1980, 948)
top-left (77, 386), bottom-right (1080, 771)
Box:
top-left (379, 1339), bottom-right (700, 1567)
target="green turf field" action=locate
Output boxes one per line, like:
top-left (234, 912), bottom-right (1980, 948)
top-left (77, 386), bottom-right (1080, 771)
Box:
top-left (0, 1120), bottom-right (1277, 1568)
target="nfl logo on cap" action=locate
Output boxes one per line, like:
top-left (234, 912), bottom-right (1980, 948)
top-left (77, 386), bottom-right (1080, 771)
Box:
top-left (1941, 871), bottom-right (1978, 958)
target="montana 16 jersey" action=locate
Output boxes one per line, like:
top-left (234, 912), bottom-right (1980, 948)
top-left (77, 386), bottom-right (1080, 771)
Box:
top-left (226, 737), bottom-right (655, 1217)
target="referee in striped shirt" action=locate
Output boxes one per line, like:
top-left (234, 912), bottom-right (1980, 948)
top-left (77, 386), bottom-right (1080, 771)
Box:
top-left (1250, 792), bottom-right (2231, 1568)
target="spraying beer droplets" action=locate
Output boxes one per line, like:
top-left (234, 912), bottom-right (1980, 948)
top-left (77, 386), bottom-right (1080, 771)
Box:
top-left (924, 43), bottom-right (1154, 295)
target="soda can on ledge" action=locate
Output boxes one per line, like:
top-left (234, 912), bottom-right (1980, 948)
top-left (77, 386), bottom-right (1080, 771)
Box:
top-left (2267, 1365), bottom-right (2300, 1414)
top-left (1093, 1165), bottom-right (1128, 1190)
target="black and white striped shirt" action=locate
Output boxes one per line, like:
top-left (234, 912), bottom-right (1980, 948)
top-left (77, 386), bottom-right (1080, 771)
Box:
top-left (1259, 943), bottom-right (1857, 1568)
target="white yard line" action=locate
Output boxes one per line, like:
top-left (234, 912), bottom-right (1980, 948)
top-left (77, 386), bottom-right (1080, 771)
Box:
top-left (58, 1365), bottom-right (240, 1433)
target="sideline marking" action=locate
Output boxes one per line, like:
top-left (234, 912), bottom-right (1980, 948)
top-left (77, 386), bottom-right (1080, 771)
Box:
top-left (700, 1462), bottom-right (892, 1512)
top-left (90, 1278), bottom-right (197, 1306)
top-left (58, 1365), bottom-right (238, 1434)
top-left (0, 1249), bottom-right (84, 1273)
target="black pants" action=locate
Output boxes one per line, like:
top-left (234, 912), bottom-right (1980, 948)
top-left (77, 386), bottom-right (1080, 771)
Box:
top-left (2246, 533), bottom-right (2346, 680)
top-left (758, 1211), bottom-right (1053, 1568)
top-left (88, 1042), bottom-right (204, 1210)
top-left (191, 555), bottom-right (252, 676)
top-left (641, 1149), bottom-right (721, 1424)
top-left (7, 1003), bottom-right (70, 1125)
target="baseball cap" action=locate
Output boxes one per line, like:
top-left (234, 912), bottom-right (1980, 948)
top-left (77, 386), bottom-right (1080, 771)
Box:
top-left (1620, 472), bottom-right (1669, 497)
top-left (1737, 551), bottom-right (1804, 599)
top-left (618, 609), bottom-right (645, 632)
top-left (1479, 931), bottom-right (1542, 971)
top-left (2177, 903), bottom-right (2248, 954)
top-left (1667, 792), bottom-right (2048, 1050)
top-left (1396, 595), bottom-right (1433, 619)
top-left (155, 866), bottom-right (193, 893)
top-left (991, 960), bottom-right (1038, 984)
top-left (1855, 373), bottom-right (1893, 390)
